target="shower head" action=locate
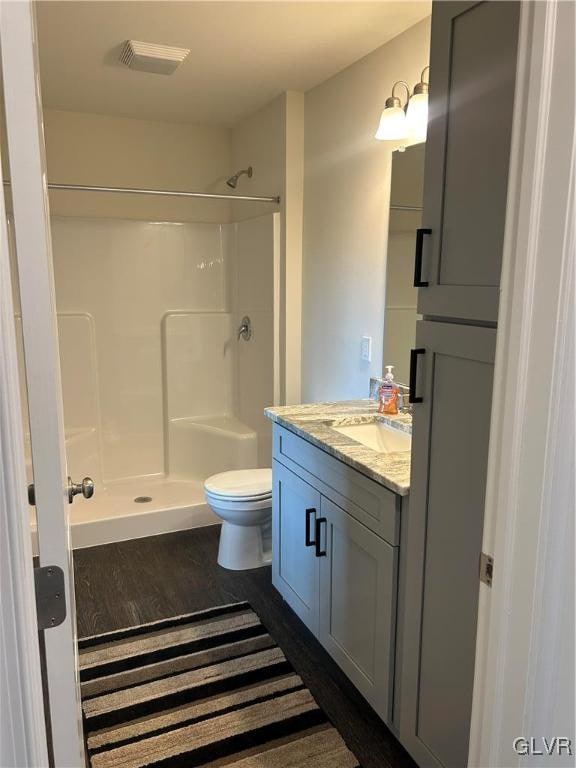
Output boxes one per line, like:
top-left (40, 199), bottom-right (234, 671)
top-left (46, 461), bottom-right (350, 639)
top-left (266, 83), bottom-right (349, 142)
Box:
top-left (226, 166), bottom-right (253, 189)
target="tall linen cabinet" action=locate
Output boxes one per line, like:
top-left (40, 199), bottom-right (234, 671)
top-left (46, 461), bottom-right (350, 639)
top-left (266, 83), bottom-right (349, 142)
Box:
top-left (398, 2), bottom-right (520, 767)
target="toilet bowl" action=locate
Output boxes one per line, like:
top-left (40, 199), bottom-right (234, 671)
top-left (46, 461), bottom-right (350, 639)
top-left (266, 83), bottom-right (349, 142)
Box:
top-left (204, 468), bottom-right (272, 570)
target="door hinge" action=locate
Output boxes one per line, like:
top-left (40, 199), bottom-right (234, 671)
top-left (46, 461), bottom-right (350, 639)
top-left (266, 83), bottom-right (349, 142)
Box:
top-left (479, 552), bottom-right (494, 587)
top-left (34, 566), bottom-right (67, 630)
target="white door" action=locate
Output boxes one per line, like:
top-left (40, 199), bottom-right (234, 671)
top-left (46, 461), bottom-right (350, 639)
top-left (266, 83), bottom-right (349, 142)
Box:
top-left (0, 2), bottom-right (85, 766)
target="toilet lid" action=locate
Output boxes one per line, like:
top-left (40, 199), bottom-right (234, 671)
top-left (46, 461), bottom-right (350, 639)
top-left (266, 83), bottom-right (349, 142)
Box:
top-left (204, 468), bottom-right (272, 500)
top-left (206, 489), bottom-right (271, 502)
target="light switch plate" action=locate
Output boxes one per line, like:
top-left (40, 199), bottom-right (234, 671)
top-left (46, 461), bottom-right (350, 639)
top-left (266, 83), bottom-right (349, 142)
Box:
top-left (361, 336), bottom-right (372, 363)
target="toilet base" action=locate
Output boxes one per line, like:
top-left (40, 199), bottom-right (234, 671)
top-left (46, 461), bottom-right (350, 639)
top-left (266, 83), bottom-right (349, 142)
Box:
top-left (217, 520), bottom-right (272, 570)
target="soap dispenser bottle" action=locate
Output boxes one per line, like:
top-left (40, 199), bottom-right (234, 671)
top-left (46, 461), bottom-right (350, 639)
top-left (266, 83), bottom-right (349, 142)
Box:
top-left (379, 365), bottom-right (399, 415)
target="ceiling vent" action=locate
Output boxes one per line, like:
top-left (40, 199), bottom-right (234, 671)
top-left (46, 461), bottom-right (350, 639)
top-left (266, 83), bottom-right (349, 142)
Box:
top-left (119, 40), bottom-right (190, 75)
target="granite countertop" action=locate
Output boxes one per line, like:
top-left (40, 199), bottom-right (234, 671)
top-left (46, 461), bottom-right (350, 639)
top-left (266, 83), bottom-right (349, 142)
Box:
top-left (264, 399), bottom-right (412, 496)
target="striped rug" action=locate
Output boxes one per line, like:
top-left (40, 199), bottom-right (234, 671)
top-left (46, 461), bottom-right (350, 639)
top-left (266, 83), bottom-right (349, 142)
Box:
top-left (79, 601), bottom-right (361, 768)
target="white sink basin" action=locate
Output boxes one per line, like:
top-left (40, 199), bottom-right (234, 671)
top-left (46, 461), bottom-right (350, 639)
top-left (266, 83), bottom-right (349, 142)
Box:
top-left (332, 422), bottom-right (411, 454)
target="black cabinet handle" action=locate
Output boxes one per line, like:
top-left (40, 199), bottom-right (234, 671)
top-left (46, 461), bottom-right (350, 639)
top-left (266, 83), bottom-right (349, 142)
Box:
top-left (315, 517), bottom-right (327, 557)
top-left (409, 348), bottom-right (426, 404)
top-left (305, 508), bottom-right (316, 547)
top-left (413, 227), bottom-right (431, 287)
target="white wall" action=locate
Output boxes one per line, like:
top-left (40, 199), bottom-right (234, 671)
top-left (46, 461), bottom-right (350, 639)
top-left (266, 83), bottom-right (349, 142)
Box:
top-left (231, 92), bottom-right (304, 406)
top-left (301, 18), bottom-right (430, 402)
top-left (230, 214), bottom-right (279, 465)
top-left (43, 109), bottom-right (233, 223)
top-left (230, 97), bottom-right (284, 223)
top-left (283, 92), bottom-right (305, 405)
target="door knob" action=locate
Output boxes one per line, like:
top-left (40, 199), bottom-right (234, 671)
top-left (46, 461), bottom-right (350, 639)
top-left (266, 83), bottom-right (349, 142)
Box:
top-left (27, 477), bottom-right (95, 505)
top-left (67, 477), bottom-right (95, 504)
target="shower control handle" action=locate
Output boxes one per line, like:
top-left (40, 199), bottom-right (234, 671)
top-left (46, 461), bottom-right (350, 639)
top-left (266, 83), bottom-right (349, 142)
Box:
top-left (237, 316), bottom-right (252, 341)
top-left (67, 476), bottom-right (95, 504)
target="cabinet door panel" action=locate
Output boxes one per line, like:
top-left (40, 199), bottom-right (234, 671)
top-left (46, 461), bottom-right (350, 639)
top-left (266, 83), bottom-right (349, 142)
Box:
top-left (272, 461), bottom-right (320, 634)
top-left (319, 497), bottom-right (397, 723)
top-left (400, 320), bottom-right (496, 767)
top-left (419, 0), bottom-right (519, 322)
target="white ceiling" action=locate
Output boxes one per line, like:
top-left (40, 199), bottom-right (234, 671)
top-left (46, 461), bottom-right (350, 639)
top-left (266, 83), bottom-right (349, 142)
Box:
top-left (37, 1), bottom-right (430, 126)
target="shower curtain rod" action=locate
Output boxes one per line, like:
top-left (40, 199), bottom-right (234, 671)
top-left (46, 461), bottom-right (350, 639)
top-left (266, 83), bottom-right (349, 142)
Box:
top-left (3, 180), bottom-right (281, 204)
top-left (4, 180), bottom-right (418, 209)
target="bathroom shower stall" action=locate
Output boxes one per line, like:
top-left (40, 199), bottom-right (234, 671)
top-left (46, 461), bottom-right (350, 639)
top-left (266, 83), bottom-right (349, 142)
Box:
top-left (18, 206), bottom-right (279, 549)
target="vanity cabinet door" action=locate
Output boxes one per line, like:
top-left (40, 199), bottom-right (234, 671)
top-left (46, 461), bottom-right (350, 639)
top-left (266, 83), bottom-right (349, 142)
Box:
top-left (401, 320), bottom-right (496, 768)
top-left (272, 461), bottom-right (320, 634)
top-left (318, 496), bottom-right (397, 724)
top-left (418, 0), bottom-right (519, 322)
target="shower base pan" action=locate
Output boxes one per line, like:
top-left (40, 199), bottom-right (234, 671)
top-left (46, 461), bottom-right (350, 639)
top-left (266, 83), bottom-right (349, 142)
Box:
top-left (31, 476), bottom-right (218, 551)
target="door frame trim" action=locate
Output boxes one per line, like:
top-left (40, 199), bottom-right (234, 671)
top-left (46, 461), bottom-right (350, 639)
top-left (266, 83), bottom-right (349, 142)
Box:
top-left (0, 1), bottom-right (85, 765)
top-left (470, 1), bottom-right (575, 765)
top-left (0, 108), bottom-right (48, 768)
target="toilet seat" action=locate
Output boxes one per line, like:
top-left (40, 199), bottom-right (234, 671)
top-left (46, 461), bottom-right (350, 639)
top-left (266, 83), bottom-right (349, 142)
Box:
top-left (204, 493), bottom-right (272, 513)
top-left (204, 469), bottom-right (272, 500)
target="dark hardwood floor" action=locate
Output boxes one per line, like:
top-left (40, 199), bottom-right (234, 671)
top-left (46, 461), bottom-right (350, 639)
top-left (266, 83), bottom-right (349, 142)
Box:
top-left (73, 525), bottom-right (417, 768)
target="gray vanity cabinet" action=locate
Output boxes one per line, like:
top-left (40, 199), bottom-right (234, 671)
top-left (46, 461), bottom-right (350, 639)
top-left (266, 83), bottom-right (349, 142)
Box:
top-left (319, 496), bottom-right (397, 721)
top-left (271, 426), bottom-right (402, 725)
top-left (272, 461), bottom-right (321, 634)
top-left (401, 320), bottom-right (496, 768)
top-left (418, 0), bottom-right (520, 323)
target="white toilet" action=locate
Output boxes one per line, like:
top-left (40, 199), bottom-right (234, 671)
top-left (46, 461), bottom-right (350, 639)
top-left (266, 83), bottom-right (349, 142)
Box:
top-left (204, 468), bottom-right (272, 570)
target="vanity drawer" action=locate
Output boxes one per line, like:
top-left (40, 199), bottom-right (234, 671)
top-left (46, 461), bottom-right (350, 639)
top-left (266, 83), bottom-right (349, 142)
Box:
top-left (273, 424), bottom-right (400, 545)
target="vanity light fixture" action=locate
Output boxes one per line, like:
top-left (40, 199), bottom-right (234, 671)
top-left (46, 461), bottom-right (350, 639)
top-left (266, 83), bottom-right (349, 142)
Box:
top-left (405, 67), bottom-right (430, 142)
top-left (375, 66), bottom-right (430, 143)
top-left (374, 80), bottom-right (410, 140)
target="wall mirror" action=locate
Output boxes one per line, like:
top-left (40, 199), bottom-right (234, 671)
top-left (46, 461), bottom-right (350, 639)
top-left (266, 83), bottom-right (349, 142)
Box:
top-left (383, 143), bottom-right (425, 384)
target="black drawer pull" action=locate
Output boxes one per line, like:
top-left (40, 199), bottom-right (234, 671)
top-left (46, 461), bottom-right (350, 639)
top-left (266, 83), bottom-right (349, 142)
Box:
top-left (305, 508), bottom-right (316, 547)
top-left (409, 348), bottom-right (426, 404)
top-left (315, 517), bottom-right (327, 557)
top-left (414, 227), bottom-right (431, 287)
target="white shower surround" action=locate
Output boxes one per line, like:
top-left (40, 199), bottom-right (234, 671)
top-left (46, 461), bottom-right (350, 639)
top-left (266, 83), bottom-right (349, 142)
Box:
top-left (26, 213), bottom-right (277, 548)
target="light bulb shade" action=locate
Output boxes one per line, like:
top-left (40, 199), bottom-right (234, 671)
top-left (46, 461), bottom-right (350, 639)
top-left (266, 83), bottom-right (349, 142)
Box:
top-left (375, 106), bottom-right (407, 141)
top-left (405, 92), bottom-right (428, 141)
